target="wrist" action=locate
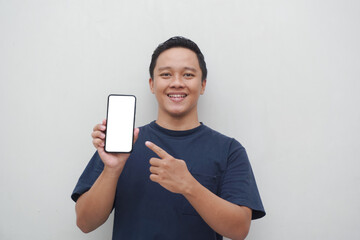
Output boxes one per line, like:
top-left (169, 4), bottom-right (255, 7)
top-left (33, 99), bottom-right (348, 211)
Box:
top-left (182, 174), bottom-right (200, 198)
top-left (103, 165), bottom-right (123, 179)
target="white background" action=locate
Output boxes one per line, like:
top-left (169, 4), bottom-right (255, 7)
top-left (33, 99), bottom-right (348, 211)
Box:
top-left (1, 0), bottom-right (359, 239)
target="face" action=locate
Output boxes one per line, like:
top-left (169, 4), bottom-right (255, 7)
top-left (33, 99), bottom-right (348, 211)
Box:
top-left (149, 47), bottom-right (206, 120)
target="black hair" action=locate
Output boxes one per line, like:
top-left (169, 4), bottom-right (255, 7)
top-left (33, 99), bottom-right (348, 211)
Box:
top-left (149, 36), bottom-right (207, 82)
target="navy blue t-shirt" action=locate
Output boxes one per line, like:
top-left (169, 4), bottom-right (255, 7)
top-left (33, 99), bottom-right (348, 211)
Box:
top-left (72, 121), bottom-right (265, 240)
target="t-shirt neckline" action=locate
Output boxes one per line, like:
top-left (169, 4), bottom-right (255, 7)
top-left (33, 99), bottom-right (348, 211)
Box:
top-left (149, 120), bottom-right (204, 137)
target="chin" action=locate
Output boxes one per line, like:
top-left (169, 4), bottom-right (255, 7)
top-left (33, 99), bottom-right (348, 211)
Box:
top-left (169, 111), bottom-right (187, 118)
top-left (163, 108), bottom-right (187, 118)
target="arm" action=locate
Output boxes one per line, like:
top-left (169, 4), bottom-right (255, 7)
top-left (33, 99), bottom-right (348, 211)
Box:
top-left (75, 166), bottom-right (121, 233)
top-left (75, 119), bottom-right (139, 233)
top-left (183, 177), bottom-right (252, 240)
top-left (146, 141), bottom-right (252, 240)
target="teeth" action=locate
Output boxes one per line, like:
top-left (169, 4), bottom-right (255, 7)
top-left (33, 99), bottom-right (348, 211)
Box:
top-left (168, 94), bottom-right (186, 98)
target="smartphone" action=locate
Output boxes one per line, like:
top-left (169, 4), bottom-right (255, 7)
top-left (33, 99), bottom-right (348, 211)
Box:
top-left (104, 94), bottom-right (136, 153)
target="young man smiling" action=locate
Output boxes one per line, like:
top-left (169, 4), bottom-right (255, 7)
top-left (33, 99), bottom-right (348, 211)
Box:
top-left (149, 46), bottom-right (206, 130)
top-left (72, 37), bottom-right (265, 240)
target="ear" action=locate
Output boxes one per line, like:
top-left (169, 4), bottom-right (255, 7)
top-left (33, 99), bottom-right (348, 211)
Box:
top-left (149, 78), bottom-right (155, 94)
top-left (200, 79), bottom-right (207, 95)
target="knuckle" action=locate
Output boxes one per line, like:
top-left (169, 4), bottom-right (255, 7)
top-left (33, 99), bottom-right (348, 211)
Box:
top-left (179, 160), bottom-right (187, 167)
top-left (167, 157), bottom-right (176, 165)
top-left (91, 131), bottom-right (98, 139)
top-left (94, 139), bottom-right (103, 146)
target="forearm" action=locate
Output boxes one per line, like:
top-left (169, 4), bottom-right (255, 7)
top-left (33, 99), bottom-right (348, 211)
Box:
top-left (183, 179), bottom-right (252, 240)
top-left (75, 166), bottom-right (122, 233)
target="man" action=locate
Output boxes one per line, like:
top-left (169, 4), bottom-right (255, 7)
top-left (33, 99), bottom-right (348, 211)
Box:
top-left (72, 36), bottom-right (265, 240)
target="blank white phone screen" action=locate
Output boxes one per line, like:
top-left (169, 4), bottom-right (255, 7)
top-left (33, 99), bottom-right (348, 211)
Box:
top-left (105, 95), bottom-right (136, 153)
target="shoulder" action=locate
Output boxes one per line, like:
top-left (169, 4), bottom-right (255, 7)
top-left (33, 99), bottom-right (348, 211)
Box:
top-left (201, 124), bottom-right (229, 139)
top-left (201, 124), bottom-right (245, 150)
top-left (138, 121), bottom-right (152, 130)
top-left (136, 122), bottom-right (153, 136)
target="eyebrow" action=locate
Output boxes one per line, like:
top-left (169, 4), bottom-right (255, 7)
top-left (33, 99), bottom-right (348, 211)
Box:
top-left (157, 66), bottom-right (197, 72)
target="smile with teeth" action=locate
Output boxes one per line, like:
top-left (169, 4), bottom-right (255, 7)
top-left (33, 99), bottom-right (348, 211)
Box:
top-left (167, 94), bottom-right (187, 98)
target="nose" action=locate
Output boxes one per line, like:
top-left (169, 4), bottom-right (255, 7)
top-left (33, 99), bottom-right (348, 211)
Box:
top-left (170, 74), bottom-right (185, 88)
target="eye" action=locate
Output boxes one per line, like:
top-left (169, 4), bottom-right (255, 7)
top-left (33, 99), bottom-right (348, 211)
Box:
top-left (184, 73), bottom-right (195, 78)
top-left (160, 73), bottom-right (171, 78)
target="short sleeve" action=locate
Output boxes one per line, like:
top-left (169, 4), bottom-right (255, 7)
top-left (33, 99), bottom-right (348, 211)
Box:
top-left (220, 140), bottom-right (266, 219)
top-left (71, 151), bottom-right (104, 202)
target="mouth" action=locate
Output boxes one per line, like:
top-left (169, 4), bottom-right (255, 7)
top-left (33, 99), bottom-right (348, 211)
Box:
top-left (167, 93), bottom-right (188, 102)
top-left (167, 94), bottom-right (187, 98)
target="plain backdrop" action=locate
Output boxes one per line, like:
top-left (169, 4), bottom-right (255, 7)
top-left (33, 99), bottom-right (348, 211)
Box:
top-left (1, 0), bottom-right (359, 239)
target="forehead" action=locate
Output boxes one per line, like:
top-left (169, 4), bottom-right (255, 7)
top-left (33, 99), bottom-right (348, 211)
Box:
top-left (155, 47), bottom-right (200, 70)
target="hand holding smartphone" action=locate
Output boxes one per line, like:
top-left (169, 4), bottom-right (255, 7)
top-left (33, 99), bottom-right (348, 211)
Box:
top-left (104, 94), bottom-right (136, 153)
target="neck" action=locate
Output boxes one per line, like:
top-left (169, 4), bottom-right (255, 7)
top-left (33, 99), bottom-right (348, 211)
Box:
top-left (156, 114), bottom-right (200, 131)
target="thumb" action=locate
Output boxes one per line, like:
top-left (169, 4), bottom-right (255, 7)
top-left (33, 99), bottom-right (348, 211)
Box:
top-left (133, 128), bottom-right (140, 144)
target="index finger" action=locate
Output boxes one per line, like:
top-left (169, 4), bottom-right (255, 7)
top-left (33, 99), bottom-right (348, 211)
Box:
top-left (145, 141), bottom-right (171, 159)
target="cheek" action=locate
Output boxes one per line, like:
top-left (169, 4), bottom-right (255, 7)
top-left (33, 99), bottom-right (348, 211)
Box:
top-left (193, 83), bottom-right (204, 94)
top-left (152, 84), bottom-right (165, 95)
top-left (156, 82), bottom-right (169, 92)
